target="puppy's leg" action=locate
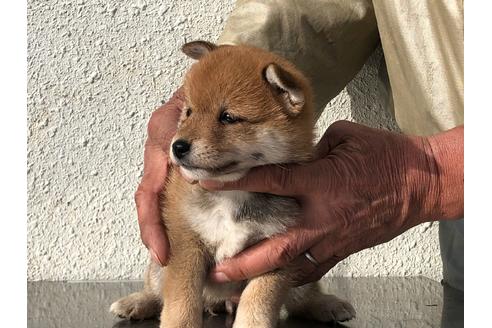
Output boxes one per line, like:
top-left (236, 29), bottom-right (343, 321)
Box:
top-left (110, 260), bottom-right (162, 320)
top-left (285, 282), bottom-right (356, 322)
top-left (160, 244), bottom-right (207, 328)
top-left (110, 291), bottom-right (161, 320)
top-left (233, 272), bottom-right (288, 328)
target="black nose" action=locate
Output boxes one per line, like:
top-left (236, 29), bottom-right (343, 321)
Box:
top-left (172, 139), bottom-right (191, 159)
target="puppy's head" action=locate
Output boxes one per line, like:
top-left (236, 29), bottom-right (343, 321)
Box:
top-left (170, 40), bottom-right (315, 182)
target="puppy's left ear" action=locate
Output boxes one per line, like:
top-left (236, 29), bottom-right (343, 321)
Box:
top-left (264, 63), bottom-right (305, 116)
top-left (181, 40), bottom-right (218, 60)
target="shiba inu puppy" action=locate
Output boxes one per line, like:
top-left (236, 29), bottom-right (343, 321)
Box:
top-left (111, 41), bottom-right (355, 328)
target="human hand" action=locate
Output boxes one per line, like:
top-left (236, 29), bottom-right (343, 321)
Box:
top-left (201, 121), bottom-right (463, 284)
top-left (135, 87), bottom-right (184, 266)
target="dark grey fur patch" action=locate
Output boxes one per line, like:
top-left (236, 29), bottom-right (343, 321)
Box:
top-left (186, 187), bottom-right (300, 229)
top-left (251, 152), bottom-right (264, 161)
top-left (235, 193), bottom-right (300, 224)
top-left (188, 188), bottom-right (218, 211)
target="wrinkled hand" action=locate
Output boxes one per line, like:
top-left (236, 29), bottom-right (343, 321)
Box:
top-left (201, 121), bottom-right (463, 285)
top-left (135, 87), bottom-right (184, 266)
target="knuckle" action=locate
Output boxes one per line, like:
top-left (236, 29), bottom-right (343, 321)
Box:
top-left (147, 110), bottom-right (166, 138)
top-left (137, 215), bottom-right (145, 225)
top-left (327, 120), bottom-right (352, 136)
top-left (147, 111), bottom-right (161, 133)
top-left (134, 186), bottom-right (145, 207)
top-left (137, 222), bottom-right (150, 245)
top-left (134, 186), bottom-right (151, 225)
top-left (233, 265), bottom-right (251, 280)
top-left (139, 229), bottom-right (147, 244)
top-left (268, 172), bottom-right (284, 193)
top-left (271, 238), bottom-right (297, 267)
top-left (233, 175), bottom-right (250, 190)
top-left (134, 187), bottom-right (142, 200)
top-left (136, 214), bottom-right (146, 226)
top-left (334, 119), bottom-right (351, 127)
top-left (267, 168), bottom-right (291, 193)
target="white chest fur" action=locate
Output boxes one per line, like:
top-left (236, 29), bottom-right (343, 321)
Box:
top-left (184, 190), bottom-right (256, 262)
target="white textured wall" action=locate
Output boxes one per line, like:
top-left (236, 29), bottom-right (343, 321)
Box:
top-left (27, 0), bottom-right (442, 281)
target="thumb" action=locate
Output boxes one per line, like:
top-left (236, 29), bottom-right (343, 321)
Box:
top-left (210, 226), bottom-right (317, 282)
top-left (199, 163), bottom-right (318, 197)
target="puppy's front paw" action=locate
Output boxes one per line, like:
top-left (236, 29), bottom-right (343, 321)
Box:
top-left (110, 292), bottom-right (161, 320)
top-left (232, 308), bottom-right (274, 328)
top-left (306, 294), bottom-right (356, 322)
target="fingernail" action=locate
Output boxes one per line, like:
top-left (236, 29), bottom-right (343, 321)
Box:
top-left (199, 180), bottom-right (224, 189)
top-left (210, 271), bottom-right (230, 283)
top-left (150, 248), bottom-right (165, 267)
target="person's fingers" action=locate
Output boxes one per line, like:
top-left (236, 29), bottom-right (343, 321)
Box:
top-left (141, 220), bottom-right (170, 267)
top-left (297, 226), bottom-right (394, 285)
top-left (299, 256), bottom-right (344, 285)
top-left (135, 186), bottom-right (170, 266)
top-left (305, 233), bottom-right (347, 265)
top-left (133, 87), bottom-right (185, 266)
top-left (288, 236), bottom-right (350, 286)
top-left (199, 161), bottom-right (331, 196)
top-left (147, 103), bottom-right (182, 153)
top-left (209, 236), bottom-right (341, 286)
top-left (210, 227), bottom-right (320, 282)
top-left (314, 120), bottom-right (350, 157)
top-left (278, 237), bottom-right (343, 287)
top-left (135, 144), bottom-right (171, 265)
top-left (282, 252), bottom-right (322, 286)
top-left (201, 121), bottom-right (362, 194)
top-left (199, 165), bottom-right (296, 195)
top-left (284, 228), bottom-right (353, 286)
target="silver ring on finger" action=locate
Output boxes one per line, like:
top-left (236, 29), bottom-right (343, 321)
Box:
top-left (304, 250), bottom-right (320, 266)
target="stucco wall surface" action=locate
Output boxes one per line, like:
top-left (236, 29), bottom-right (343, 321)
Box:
top-left (27, 0), bottom-right (442, 281)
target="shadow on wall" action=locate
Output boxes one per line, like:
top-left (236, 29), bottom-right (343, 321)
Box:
top-left (346, 46), bottom-right (400, 133)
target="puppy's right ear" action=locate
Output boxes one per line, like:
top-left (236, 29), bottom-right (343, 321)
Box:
top-left (264, 63), bottom-right (305, 116)
top-left (181, 41), bottom-right (217, 60)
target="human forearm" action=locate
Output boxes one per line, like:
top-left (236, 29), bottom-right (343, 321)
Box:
top-left (426, 125), bottom-right (464, 221)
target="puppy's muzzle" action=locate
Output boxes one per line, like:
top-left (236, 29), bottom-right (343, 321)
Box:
top-left (172, 139), bottom-right (191, 159)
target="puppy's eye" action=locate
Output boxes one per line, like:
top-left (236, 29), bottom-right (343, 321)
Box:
top-left (220, 111), bottom-right (242, 124)
top-left (186, 108), bottom-right (192, 117)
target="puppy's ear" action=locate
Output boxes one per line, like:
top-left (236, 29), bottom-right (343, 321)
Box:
top-left (181, 41), bottom-right (217, 60)
top-left (263, 63), bottom-right (305, 116)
